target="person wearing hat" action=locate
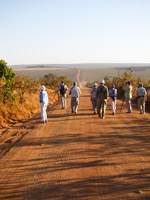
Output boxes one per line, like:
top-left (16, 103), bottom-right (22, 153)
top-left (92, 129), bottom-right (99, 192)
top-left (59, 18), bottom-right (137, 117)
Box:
top-left (69, 82), bottom-right (81, 114)
top-left (39, 85), bottom-right (48, 123)
top-left (136, 83), bottom-right (147, 114)
top-left (122, 81), bottom-right (132, 113)
top-left (90, 82), bottom-right (98, 114)
top-left (96, 79), bottom-right (109, 119)
top-left (109, 84), bottom-right (117, 115)
top-left (58, 81), bottom-right (68, 109)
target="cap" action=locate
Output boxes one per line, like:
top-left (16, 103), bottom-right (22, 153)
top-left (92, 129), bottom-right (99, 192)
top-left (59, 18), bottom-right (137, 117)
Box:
top-left (40, 85), bottom-right (45, 90)
top-left (93, 82), bottom-right (97, 87)
top-left (73, 82), bottom-right (77, 86)
top-left (100, 79), bottom-right (105, 84)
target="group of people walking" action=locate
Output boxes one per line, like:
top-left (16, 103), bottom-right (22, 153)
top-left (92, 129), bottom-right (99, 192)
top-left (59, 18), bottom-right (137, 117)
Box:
top-left (39, 79), bottom-right (147, 122)
top-left (90, 79), bottom-right (147, 119)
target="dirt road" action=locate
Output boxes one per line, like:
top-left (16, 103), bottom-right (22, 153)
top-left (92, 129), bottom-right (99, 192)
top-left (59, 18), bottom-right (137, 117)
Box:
top-left (0, 88), bottom-right (150, 200)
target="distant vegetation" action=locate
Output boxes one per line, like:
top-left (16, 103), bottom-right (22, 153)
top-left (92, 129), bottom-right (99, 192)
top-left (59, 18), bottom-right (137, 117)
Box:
top-left (86, 68), bottom-right (150, 99)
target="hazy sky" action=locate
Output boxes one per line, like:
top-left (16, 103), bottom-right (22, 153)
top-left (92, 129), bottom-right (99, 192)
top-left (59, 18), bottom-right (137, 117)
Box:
top-left (0, 0), bottom-right (150, 65)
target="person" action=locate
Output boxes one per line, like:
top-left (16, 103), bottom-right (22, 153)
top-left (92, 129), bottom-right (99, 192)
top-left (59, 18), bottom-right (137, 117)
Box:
top-left (136, 83), bottom-right (147, 114)
top-left (122, 81), bottom-right (132, 113)
top-left (39, 85), bottom-right (48, 123)
top-left (109, 84), bottom-right (117, 115)
top-left (96, 79), bottom-right (108, 119)
top-left (69, 82), bottom-right (81, 114)
top-left (90, 82), bottom-right (97, 114)
top-left (59, 81), bottom-right (68, 109)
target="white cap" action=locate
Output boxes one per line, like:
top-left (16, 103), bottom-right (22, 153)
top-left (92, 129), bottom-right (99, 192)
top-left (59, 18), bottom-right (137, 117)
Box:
top-left (93, 82), bottom-right (97, 87)
top-left (40, 85), bottom-right (46, 90)
top-left (100, 79), bottom-right (105, 84)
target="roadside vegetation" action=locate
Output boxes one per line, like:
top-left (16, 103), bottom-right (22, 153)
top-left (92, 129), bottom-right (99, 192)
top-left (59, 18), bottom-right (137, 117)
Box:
top-left (86, 68), bottom-right (150, 97)
top-left (0, 60), bottom-right (72, 128)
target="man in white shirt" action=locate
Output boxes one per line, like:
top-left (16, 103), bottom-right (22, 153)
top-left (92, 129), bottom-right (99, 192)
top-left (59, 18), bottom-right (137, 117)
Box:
top-left (39, 85), bottom-right (48, 123)
top-left (69, 82), bottom-right (81, 114)
top-left (136, 83), bottom-right (147, 114)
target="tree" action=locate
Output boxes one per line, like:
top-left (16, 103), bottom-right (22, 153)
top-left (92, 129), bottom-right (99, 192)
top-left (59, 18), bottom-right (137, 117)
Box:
top-left (0, 60), bottom-right (16, 101)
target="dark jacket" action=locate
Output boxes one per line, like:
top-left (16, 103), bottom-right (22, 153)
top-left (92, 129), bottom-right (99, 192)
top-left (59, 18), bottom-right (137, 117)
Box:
top-left (96, 85), bottom-right (108, 99)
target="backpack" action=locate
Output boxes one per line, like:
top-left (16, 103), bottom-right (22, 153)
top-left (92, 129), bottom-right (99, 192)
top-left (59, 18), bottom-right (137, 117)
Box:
top-left (60, 85), bottom-right (66, 95)
top-left (111, 88), bottom-right (116, 100)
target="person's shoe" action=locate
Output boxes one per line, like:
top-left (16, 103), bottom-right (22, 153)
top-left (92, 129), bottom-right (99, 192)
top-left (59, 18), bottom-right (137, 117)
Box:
top-left (112, 112), bottom-right (115, 115)
top-left (102, 116), bottom-right (105, 119)
top-left (98, 114), bottom-right (101, 118)
top-left (71, 110), bottom-right (74, 113)
top-left (45, 120), bottom-right (48, 123)
top-left (94, 111), bottom-right (96, 115)
top-left (75, 111), bottom-right (77, 114)
top-left (126, 111), bottom-right (132, 113)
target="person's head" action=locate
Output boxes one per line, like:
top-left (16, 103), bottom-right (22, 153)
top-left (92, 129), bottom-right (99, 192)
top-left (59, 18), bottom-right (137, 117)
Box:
top-left (100, 79), bottom-right (105, 85)
top-left (40, 85), bottom-right (45, 91)
top-left (126, 81), bottom-right (131, 86)
top-left (61, 81), bottom-right (64, 85)
top-left (93, 82), bottom-right (97, 87)
top-left (139, 83), bottom-right (143, 87)
top-left (73, 82), bottom-right (77, 86)
top-left (112, 84), bottom-right (115, 88)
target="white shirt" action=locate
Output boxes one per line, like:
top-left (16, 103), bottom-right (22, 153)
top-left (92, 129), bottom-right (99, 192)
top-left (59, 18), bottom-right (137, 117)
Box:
top-left (69, 86), bottom-right (81, 98)
top-left (40, 90), bottom-right (48, 105)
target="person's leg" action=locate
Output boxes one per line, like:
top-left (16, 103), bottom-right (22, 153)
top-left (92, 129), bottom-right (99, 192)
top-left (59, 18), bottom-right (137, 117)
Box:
top-left (138, 98), bottom-right (142, 113)
top-left (40, 103), bottom-right (45, 122)
top-left (75, 98), bottom-right (79, 113)
top-left (71, 98), bottom-right (74, 112)
top-left (111, 98), bottom-right (114, 114)
top-left (61, 95), bottom-right (65, 109)
top-left (97, 98), bottom-right (100, 117)
top-left (141, 97), bottom-right (145, 114)
top-left (102, 100), bottom-right (107, 118)
top-left (128, 99), bottom-right (132, 112)
top-left (44, 104), bottom-right (48, 122)
top-left (126, 98), bottom-right (132, 112)
top-left (64, 94), bottom-right (67, 108)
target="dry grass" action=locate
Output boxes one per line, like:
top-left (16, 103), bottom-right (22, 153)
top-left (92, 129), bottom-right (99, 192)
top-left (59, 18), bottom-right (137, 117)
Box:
top-left (0, 88), bottom-right (56, 129)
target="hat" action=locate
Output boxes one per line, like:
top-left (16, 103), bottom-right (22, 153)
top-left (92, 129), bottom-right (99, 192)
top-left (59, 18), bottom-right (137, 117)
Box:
top-left (93, 82), bottom-right (97, 87)
top-left (40, 85), bottom-right (45, 90)
top-left (100, 79), bottom-right (105, 84)
top-left (73, 82), bottom-right (77, 86)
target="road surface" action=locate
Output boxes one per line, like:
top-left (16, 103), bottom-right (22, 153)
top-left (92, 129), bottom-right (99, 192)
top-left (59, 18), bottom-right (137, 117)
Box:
top-left (0, 88), bottom-right (150, 200)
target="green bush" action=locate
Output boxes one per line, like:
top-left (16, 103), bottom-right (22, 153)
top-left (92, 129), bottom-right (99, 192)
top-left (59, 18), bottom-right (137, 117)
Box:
top-left (0, 60), bottom-right (16, 102)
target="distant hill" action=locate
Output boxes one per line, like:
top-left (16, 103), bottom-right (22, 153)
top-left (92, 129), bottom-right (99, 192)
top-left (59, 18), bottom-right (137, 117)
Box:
top-left (9, 63), bottom-right (150, 69)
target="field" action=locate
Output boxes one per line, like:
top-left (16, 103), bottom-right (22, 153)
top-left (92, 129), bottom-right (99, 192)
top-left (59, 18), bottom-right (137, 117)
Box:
top-left (13, 66), bottom-right (150, 86)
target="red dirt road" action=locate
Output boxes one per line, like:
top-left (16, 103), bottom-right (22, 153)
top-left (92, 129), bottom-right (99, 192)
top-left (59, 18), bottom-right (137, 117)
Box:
top-left (0, 88), bottom-right (150, 200)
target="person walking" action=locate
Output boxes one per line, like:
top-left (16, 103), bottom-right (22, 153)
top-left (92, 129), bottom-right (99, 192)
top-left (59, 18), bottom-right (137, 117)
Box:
top-left (90, 82), bottom-right (97, 114)
top-left (96, 79), bottom-right (108, 119)
top-left (69, 82), bottom-right (81, 114)
top-left (39, 85), bottom-right (48, 123)
top-left (59, 81), bottom-right (68, 109)
top-left (109, 84), bottom-right (117, 115)
top-left (136, 83), bottom-right (147, 114)
top-left (122, 81), bottom-right (132, 113)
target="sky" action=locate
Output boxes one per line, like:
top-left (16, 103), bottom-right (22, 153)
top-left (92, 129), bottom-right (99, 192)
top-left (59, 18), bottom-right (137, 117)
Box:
top-left (0, 0), bottom-right (150, 65)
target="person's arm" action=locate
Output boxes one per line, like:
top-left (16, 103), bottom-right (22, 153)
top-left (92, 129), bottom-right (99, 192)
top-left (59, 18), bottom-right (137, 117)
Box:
top-left (69, 87), bottom-right (72, 95)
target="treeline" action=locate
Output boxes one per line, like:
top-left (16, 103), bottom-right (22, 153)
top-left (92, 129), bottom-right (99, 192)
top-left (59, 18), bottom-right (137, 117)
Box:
top-left (0, 60), bottom-right (72, 103)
